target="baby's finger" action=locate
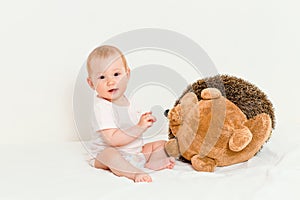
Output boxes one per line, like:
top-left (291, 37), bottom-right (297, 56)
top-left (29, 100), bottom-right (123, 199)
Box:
top-left (147, 115), bottom-right (156, 122)
top-left (149, 115), bottom-right (156, 122)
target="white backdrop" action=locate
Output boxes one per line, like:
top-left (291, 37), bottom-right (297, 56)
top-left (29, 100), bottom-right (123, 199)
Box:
top-left (0, 0), bottom-right (299, 144)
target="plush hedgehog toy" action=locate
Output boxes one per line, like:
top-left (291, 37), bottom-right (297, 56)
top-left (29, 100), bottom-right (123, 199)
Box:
top-left (165, 75), bottom-right (275, 172)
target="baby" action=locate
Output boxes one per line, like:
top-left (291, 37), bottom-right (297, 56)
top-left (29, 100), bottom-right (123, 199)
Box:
top-left (86, 45), bottom-right (175, 182)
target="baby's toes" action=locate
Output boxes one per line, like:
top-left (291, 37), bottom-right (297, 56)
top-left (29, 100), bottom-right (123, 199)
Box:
top-left (167, 157), bottom-right (175, 169)
top-left (143, 175), bottom-right (152, 182)
top-left (135, 174), bottom-right (152, 183)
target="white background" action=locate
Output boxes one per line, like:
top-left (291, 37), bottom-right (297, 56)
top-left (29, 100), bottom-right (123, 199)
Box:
top-left (0, 0), bottom-right (299, 144)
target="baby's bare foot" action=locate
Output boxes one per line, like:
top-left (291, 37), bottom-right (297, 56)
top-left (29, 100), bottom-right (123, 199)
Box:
top-left (167, 157), bottom-right (175, 169)
top-left (145, 157), bottom-right (176, 171)
top-left (134, 173), bottom-right (152, 183)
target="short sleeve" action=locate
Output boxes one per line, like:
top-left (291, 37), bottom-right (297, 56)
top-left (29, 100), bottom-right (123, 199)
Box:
top-left (93, 101), bottom-right (118, 131)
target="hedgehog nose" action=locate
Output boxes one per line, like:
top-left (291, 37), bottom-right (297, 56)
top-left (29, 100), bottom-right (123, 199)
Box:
top-left (164, 109), bottom-right (169, 117)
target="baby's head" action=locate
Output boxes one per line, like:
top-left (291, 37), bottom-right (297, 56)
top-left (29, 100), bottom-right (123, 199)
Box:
top-left (86, 45), bottom-right (130, 102)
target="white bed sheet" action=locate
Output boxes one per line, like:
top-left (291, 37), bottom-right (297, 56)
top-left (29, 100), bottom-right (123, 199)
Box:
top-left (1, 128), bottom-right (300, 200)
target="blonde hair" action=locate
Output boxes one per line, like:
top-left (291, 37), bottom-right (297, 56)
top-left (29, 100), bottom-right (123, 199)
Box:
top-left (86, 45), bottom-right (129, 77)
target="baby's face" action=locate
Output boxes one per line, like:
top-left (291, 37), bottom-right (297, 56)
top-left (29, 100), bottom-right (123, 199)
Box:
top-left (90, 56), bottom-right (129, 102)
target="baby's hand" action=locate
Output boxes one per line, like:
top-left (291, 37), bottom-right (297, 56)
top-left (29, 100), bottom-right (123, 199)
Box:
top-left (138, 112), bottom-right (156, 129)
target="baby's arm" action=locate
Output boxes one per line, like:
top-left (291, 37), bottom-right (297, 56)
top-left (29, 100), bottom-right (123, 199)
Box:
top-left (100, 112), bottom-right (156, 147)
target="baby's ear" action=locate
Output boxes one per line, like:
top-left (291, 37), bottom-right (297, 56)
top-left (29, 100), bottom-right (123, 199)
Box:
top-left (180, 92), bottom-right (198, 115)
top-left (126, 67), bottom-right (131, 77)
top-left (87, 77), bottom-right (95, 90)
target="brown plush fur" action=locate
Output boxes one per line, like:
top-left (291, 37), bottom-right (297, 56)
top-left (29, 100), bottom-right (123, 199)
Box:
top-left (170, 75), bottom-right (275, 139)
top-left (165, 89), bottom-right (273, 172)
top-left (166, 75), bottom-right (275, 169)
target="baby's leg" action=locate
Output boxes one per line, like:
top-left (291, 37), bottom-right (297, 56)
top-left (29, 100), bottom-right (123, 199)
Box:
top-left (95, 147), bottom-right (152, 183)
top-left (142, 140), bottom-right (175, 171)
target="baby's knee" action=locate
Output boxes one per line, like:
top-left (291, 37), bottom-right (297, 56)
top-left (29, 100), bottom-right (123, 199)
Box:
top-left (156, 140), bottom-right (166, 146)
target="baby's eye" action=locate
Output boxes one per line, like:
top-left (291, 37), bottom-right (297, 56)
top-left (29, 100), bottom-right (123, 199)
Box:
top-left (114, 72), bottom-right (121, 77)
top-left (99, 75), bottom-right (105, 79)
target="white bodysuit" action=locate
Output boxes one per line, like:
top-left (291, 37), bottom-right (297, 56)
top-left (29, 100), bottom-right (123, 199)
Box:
top-left (88, 94), bottom-right (146, 168)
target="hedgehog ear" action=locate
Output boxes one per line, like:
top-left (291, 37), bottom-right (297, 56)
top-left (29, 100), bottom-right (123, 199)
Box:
top-left (180, 92), bottom-right (198, 115)
top-left (201, 88), bottom-right (222, 100)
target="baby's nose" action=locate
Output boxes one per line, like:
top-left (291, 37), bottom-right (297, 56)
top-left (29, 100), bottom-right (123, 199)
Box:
top-left (107, 76), bottom-right (116, 85)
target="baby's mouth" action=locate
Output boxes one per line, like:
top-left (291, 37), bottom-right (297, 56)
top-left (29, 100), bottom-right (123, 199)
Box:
top-left (108, 88), bottom-right (118, 93)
